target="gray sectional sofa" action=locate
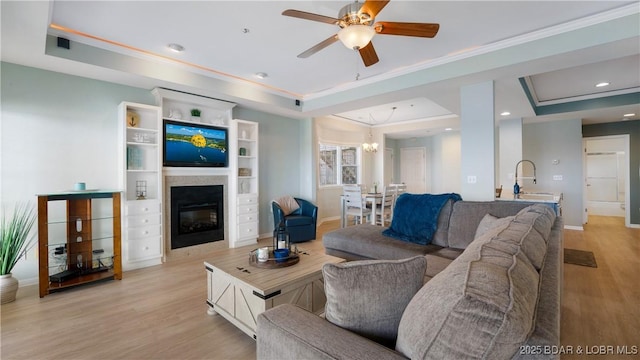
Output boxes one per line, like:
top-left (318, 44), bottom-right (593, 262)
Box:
top-left (257, 200), bottom-right (563, 360)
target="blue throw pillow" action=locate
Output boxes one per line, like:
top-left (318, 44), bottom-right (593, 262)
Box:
top-left (382, 193), bottom-right (462, 245)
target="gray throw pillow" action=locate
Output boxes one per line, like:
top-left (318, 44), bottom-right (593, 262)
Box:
top-left (474, 213), bottom-right (514, 239)
top-left (323, 256), bottom-right (427, 347)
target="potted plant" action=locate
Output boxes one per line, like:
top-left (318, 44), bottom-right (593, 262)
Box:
top-left (0, 203), bottom-right (36, 304)
top-left (190, 108), bottom-right (201, 117)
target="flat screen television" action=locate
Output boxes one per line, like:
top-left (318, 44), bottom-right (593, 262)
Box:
top-left (163, 120), bottom-right (228, 167)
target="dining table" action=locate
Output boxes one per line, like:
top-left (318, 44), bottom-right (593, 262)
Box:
top-left (340, 192), bottom-right (383, 228)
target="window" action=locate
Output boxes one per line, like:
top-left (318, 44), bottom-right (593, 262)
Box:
top-left (319, 143), bottom-right (361, 186)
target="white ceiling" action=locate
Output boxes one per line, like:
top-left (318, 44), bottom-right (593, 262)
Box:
top-left (2, 1), bottom-right (639, 136)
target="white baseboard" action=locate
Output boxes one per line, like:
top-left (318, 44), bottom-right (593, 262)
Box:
top-left (564, 225), bottom-right (584, 231)
top-left (628, 223), bottom-right (640, 229)
top-left (319, 216), bottom-right (341, 226)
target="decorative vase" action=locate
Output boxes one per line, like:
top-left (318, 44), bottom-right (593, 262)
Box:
top-left (0, 273), bottom-right (19, 304)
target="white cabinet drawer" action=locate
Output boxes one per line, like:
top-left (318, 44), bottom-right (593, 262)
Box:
top-left (127, 236), bottom-right (162, 261)
top-left (127, 225), bottom-right (161, 239)
top-left (237, 213), bottom-right (258, 224)
top-left (126, 200), bottom-right (161, 216)
top-left (238, 204), bottom-right (258, 215)
top-left (127, 213), bottom-right (161, 227)
top-left (237, 223), bottom-right (258, 238)
top-left (238, 196), bottom-right (258, 206)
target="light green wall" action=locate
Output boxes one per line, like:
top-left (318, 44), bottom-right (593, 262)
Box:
top-left (460, 81), bottom-right (496, 200)
top-left (523, 119), bottom-right (584, 227)
top-left (233, 107), bottom-right (307, 233)
top-left (1, 62), bottom-right (155, 283)
top-left (1, 62), bottom-right (304, 283)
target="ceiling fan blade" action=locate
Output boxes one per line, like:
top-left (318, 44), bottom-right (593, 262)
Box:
top-left (298, 34), bottom-right (339, 58)
top-left (360, 0), bottom-right (390, 18)
top-left (282, 9), bottom-right (339, 25)
top-left (359, 42), bottom-right (379, 67)
top-left (374, 22), bottom-right (440, 38)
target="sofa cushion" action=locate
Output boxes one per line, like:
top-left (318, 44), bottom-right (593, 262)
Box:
top-left (396, 230), bottom-right (540, 359)
top-left (432, 199), bottom-right (455, 247)
top-left (383, 193), bottom-right (462, 245)
top-left (492, 204), bottom-right (555, 270)
top-left (323, 224), bottom-right (440, 260)
top-left (448, 201), bottom-right (539, 249)
top-left (514, 204), bottom-right (556, 241)
top-left (474, 213), bottom-right (515, 239)
top-left (424, 254), bottom-right (454, 279)
top-left (323, 256), bottom-right (427, 347)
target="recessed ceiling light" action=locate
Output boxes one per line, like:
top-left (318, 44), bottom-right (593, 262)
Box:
top-left (255, 72), bottom-right (268, 79)
top-left (500, 111), bottom-right (511, 116)
top-left (444, 127), bottom-right (452, 131)
top-left (595, 82), bottom-right (610, 87)
top-left (623, 113), bottom-right (635, 117)
top-left (167, 43), bottom-right (184, 53)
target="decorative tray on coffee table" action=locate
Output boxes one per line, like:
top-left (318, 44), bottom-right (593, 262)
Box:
top-left (249, 246), bottom-right (300, 269)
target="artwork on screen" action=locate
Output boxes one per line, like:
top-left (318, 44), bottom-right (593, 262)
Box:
top-left (163, 120), bottom-right (228, 167)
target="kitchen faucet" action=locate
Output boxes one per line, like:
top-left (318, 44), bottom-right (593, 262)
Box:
top-left (514, 160), bottom-right (537, 195)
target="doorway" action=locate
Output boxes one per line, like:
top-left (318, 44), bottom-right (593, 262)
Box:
top-left (384, 147), bottom-right (394, 185)
top-left (400, 147), bottom-right (428, 193)
top-left (583, 135), bottom-right (630, 226)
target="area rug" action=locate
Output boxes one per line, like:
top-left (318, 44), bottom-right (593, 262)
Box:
top-left (564, 249), bottom-right (597, 268)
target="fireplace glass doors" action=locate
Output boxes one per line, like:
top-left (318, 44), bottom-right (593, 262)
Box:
top-left (170, 185), bottom-right (224, 249)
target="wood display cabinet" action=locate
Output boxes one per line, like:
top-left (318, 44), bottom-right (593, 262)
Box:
top-left (37, 191), bottom-right (122, 298)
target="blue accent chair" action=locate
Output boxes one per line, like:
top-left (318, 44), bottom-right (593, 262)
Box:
top-left (272, 198), bottom-right (318, 243)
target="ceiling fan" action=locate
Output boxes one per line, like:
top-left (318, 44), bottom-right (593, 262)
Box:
top-left (282, 0), bottom-right (439, 67)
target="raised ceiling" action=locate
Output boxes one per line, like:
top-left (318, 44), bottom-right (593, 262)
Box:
top-left (1, 1), bottom-right (638, 130)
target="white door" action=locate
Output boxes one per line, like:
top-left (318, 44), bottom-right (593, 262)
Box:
top-left (583, 135), bottom-right (630, 225)
top-left (400, 147), bottom-right (428, 193)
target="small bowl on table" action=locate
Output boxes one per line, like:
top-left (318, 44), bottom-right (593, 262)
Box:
top-left (273, 249), bottom-right (290, 263)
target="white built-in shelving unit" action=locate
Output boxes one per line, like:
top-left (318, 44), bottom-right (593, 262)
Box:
top-left (117, 102), bottom-right (163, 270)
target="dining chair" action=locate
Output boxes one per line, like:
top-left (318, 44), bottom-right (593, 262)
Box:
top-left (343, 184), bottom-right (371, 226)
top-left (375, 185), bottom-right (395, 226)
top-left (389, 183), bottom-right (407, 210)
top-left (389, 183), bottom-right (407, 224)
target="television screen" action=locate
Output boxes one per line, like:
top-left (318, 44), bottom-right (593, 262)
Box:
top-left (163, 120), bottom-right (228, 167)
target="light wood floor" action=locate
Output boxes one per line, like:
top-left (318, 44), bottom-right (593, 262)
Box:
top-left (1, 217), bottom-right (638, 359)
top-left (561, 216), bottom-right (640, 359)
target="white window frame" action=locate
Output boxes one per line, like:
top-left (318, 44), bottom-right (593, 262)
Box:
top-left (318, 142), bottom-right (362, 187)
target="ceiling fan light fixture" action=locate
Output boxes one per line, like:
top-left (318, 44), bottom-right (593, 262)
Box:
top-left (338, 25), bottom-right (375, 50)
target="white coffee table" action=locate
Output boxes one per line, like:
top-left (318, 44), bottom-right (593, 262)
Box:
top-left (205, 246), bottom-right (344, 339)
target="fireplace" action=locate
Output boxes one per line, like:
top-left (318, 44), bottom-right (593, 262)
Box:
top-left (170, 185), bottom-right (224, 249)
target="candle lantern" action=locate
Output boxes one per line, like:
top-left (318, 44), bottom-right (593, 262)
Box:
top-left (273, 221), bottom-right (290, 251)
top-left (136, 180), bottom-right (147, 200)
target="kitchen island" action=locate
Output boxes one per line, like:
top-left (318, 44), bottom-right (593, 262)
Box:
top-left (497, 192), bottom-right (563, 216)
